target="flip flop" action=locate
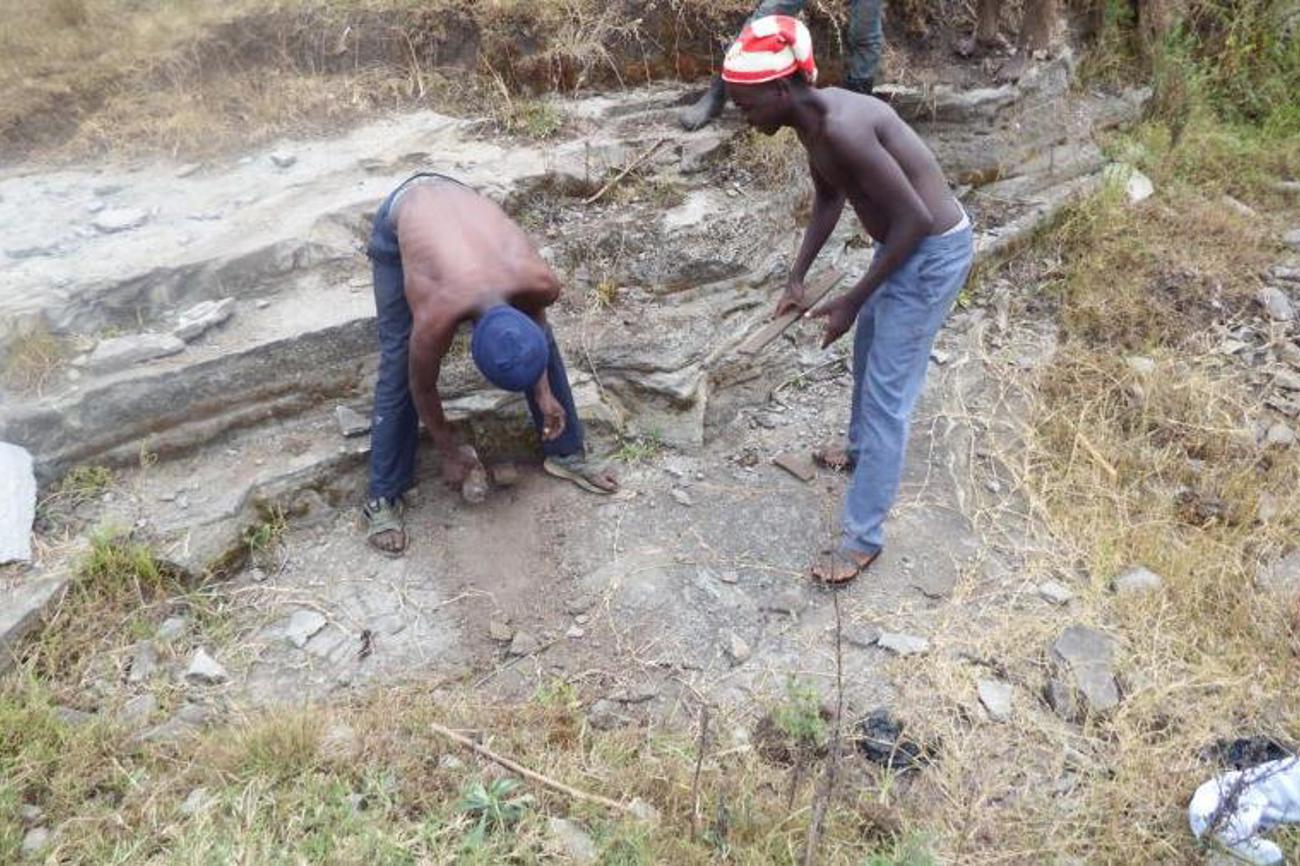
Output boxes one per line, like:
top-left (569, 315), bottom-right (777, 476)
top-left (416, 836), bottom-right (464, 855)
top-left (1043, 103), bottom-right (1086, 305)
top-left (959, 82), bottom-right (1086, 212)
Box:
top-left (810, 548), bottom-right (881, 585)
top-left (813, 445), bottom-right (856, 473)
top-left (364, 497), bottom-right (407, 557)
top-left (543, 454), bottom-right (618, 495)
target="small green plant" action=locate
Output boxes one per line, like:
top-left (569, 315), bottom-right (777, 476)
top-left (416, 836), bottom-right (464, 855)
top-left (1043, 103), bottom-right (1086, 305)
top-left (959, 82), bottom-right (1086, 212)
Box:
top-left (614, 432), bottom-right (663, 464)
top-left (2, 322), bottom-right (67, 395)
top-left (242, 505), bottom-right (287, 556)
top-left (773, 676), bottom-right (825, 752)
top-left (863, 832), bottom-right (937, 866)
top-left (534, 677), bottom-right (579, 711)
top-left (60, 465), bottom-right (112, 501)
top-left (459, 777), bottom-right (533, 845)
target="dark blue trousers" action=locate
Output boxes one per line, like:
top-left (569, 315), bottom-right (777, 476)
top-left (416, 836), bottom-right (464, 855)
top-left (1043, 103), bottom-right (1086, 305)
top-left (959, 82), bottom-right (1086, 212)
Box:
top-left (366, 176), bottom-right (584, 501)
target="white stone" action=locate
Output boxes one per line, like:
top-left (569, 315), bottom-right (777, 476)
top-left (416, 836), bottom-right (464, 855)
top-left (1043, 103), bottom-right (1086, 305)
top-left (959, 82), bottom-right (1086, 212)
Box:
top-left (180, 787), bottom-right (213, 816)
top-left (1259, 286), bottom-right (1295, 322)
top-left (120, 693), bottom-right (158, 726)
top-left (1105, 163), bottom-right (1154, 204)
top-left (82, 332), bottom-right (185, 373)
top-left (1113, 565), bottom-right (1164, 596)
top-left (285, 609), bottom-right (327, 648)
top-left (127, 641), bottom-right (159, 683)
top-left (92, 207), bottom-right (149, 233)
top-left (1038, 580), bottom-right (1074, 605)
top-left (628, 797), bottom-right (661, 824)
top-left (1266, 422), bottom-right (1296, 448)
top-left (174, 297), bottom-right (235, 342)
top-left (157, 616), bottom-right (188, 641)
top-left (565, 625), bottom-right (585, 639)
top-left (1125, 356), bottom-right (1156, 376)
top-left (0, 442), bottom-right (36, 564)
top-left (185, 648), bottom-right (228, 685)
top-left (878, 632), bottom-right (930, 656)
top-left (269, 151), bottom-right (298, 169)
top-left (977, 678), bottom-right (1013, 722)
top-left (1284, 228), bottom-right (1300, 252)
top-left (21, 826), bottom-right (50, 856)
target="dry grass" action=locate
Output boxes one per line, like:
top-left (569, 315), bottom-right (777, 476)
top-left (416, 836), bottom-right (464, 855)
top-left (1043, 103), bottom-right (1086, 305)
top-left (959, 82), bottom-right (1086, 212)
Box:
top-left (1, 322), bottom-right (68, 396)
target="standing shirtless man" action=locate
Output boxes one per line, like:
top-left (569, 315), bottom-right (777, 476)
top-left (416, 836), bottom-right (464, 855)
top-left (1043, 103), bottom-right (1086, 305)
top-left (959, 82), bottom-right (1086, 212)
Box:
top-left (723, 16), bottom-right (973, 584)
top-left (363, 174), bottom-right (617, 555)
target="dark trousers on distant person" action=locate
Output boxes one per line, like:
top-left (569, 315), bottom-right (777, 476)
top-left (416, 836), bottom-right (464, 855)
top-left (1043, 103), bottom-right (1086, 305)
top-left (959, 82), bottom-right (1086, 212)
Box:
top-left (365, 176), bottom-right (585, 502)
top-left (751, 0), bottom-right (884, 86)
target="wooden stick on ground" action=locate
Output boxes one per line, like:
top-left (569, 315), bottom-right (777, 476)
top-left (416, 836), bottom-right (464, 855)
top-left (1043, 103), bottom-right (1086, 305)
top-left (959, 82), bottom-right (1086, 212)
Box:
top-left (430, 721), bottom-right (633, 815)
top-left (584, 137), bottom-right (670, 205)
top-left (736, 268), bottom-right (846, 357)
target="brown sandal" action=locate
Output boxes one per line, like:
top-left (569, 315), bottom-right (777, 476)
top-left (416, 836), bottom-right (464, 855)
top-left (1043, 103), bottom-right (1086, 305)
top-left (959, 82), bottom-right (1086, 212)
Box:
top-left (810, 548), bottom-right (881, 585)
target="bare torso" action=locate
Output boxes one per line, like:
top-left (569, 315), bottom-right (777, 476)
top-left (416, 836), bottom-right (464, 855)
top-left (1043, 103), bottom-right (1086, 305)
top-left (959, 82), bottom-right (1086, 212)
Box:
top-left (799, 89), bottom-right (961, 241)
top-left (392, 182), bottom-right (557, 325)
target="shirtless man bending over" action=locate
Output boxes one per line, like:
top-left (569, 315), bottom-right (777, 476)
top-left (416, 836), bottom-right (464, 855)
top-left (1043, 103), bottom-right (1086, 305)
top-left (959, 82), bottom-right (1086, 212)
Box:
top-left (363, 174), bottom-right (618, 555)
top-left (723, 16), bottom-right (974, 584)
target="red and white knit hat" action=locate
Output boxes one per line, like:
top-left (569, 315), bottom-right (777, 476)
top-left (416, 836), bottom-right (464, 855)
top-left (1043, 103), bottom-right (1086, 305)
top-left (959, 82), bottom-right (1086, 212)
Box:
top-left (721, 15), bottom-right (818, 85)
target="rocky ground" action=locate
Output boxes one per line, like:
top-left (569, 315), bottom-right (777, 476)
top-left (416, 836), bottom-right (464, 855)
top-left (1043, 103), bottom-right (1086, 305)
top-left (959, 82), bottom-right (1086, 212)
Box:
top-left (5, 42), bottom-right (1300, 862)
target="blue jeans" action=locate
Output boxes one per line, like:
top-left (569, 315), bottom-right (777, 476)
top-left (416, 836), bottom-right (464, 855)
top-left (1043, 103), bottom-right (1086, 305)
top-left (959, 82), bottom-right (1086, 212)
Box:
top-left (841, 226), bottom-right (974, 554)
top-left (365, 176), bottom-right (585, 501)
top-left (751, 0), bottom-right (884, 83)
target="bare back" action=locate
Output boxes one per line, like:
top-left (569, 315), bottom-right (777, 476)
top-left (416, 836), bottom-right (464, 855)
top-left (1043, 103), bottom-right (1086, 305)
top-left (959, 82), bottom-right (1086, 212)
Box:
top-left (803, 89), bottom-right (961, 242)
top-left (393, 183), bottom-right (557, 325)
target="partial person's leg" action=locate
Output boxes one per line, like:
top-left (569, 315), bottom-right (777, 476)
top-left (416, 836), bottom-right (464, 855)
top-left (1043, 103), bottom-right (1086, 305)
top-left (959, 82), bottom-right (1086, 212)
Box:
top-left (840, 233), bottom-right (970, 558)
top-left (524, 327), bottom-right (585, 458)
top-left (845, 0), bottom-right (885, 92)
top-left (368, 258), bottom-right (419, 502)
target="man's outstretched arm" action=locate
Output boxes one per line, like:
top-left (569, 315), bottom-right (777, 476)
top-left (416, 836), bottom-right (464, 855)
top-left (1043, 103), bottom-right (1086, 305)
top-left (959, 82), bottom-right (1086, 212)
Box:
top-left (778, 163), bottom-right (846, 317)
top-left (405, 294), bottom-right (480, 482)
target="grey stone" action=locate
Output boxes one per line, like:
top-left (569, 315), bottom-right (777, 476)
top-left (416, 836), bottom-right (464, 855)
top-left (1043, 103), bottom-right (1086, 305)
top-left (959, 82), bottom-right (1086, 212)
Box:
top-left (87, 199), bottom-right (106, 214)
top-left (609, 684), bottom-right (657, 704)
top-left (762, 589), bottom-right (807, 616)
top-left (1266, 421), bottom-right (1296, 448)
top-left (719, 570), bottom-right (739, 584)
top-left (490, 463), bottom-right (520, 487)
top-left (127, 642), bottom-right (160, 683)
top-left (19, 805), bottom-right (43, 826)
top-left (119, 693), bottom-right (158, 726)
top-left (507, 631), bottom-right (541, 657)
top-left (1113, 565), bottom-right (1164, 596)
top-left (977, 679), bottom-right (1013, 722)
top-left (54, 705), bottom-right (94, 726)
top-left (726, 631), bottom-right (751, 664)
top-left (174, 297), bottom-right (235, 342)
top-left (135, 702), bottom-right (210, 743)
top-left (185, 648), bottom-right (228, 685)
top-left (845, 624), bottom-right (882, 648)
top-left (1273, 265), bottom-right (1300, 285)
top-left (21, 826), bottom-right (50, 857)
top-left (588, 698), bottom-right (625, 730)
top-left (547, 817), bottom-right (597, 864)
top-left (1038, 580), bottom-right (1074, 605)
top-left (1284, 228), bottom-right (1300, 252)
top-left (1048, 625), bottom-right (1120, 721)
top-left (438, 753), bottom-right (464, 770)
top-left (1275, 370), bottom-right (1300, 392)
top-left (335, 405), bottom-right (371, 438)
top-left (82, 332), bottom-right (185, 373)
top-left (176, 702), bottom-right (213, 726)
top-left (1257, 550), bottom-right (1300, 595)
top-left (180, 787), bottom-right (213, 816)
top-left (488, 619), bottom-right (514, 642)
top-left (1104, 163), bottom-right (1153, 204)
top-left (773, 451), bottom-right (816, 482)
top-left (670, 488), bottom-right (693, 507)
top-left (269, 151), bottom-right (298, 169)
top-left (285, 609), bottom-right (327, 648)
top-left (565, 625), bottom-right (585, 639)
top-left (92, 207), bottom-right (149, 233)
top-left (679, 131), bottom-right (729, 174)
top-left (157, 616), bottom-right (188, 641)
top-left (878, 632), bottom-right (930, 656)
top-left (175, 163), bottom-right (202, 178)
top-left (0, 442), bottom-right (36, 564)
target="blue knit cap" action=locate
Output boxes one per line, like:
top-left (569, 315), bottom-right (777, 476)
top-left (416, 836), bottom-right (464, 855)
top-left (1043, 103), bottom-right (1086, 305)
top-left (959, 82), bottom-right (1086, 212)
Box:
top-left (470, 305), bottom-right (548, 392)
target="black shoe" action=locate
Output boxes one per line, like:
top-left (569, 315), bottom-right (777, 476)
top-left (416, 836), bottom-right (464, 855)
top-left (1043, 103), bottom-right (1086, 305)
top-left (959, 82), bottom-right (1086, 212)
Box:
top-left (678, 76), bottom-right (726, 131)
top-left (844, 77), bottom-right (875, 96)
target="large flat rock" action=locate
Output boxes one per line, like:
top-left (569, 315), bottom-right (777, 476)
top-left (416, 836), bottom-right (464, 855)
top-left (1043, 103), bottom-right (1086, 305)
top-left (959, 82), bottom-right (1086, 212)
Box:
top-left (0, 442), bottom-right (36, 564)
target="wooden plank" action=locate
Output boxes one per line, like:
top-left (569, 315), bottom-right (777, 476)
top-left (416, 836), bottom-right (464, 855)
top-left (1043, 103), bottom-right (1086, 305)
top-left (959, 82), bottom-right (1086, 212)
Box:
top-left (736, 268), bottom-right (845, 357)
